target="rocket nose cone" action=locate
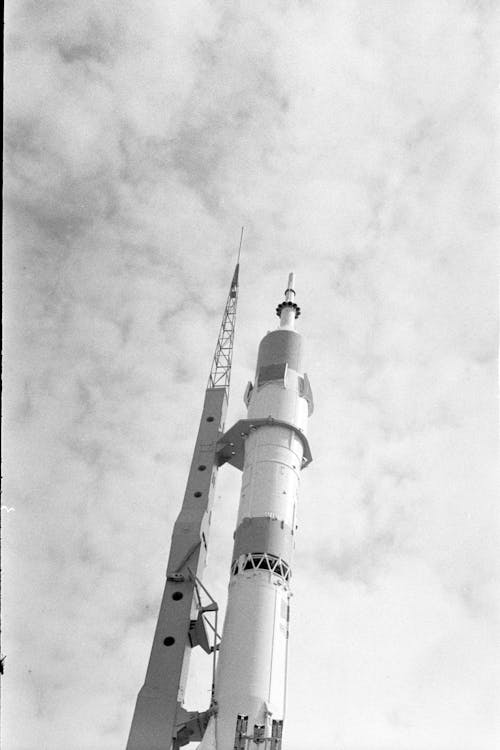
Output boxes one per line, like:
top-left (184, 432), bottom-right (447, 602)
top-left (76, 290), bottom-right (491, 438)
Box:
top-left (256, 328), bottom-right (303, 379)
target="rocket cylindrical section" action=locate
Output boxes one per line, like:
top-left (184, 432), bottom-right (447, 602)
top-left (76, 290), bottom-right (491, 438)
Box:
top-left (208, 294), bottom-right (312, 750)
top-left (232, 517), bottom-right (294, 563)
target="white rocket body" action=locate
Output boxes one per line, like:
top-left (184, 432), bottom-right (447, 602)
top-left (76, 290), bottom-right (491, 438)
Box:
top-left (199, 275), bottom-right (312, 749)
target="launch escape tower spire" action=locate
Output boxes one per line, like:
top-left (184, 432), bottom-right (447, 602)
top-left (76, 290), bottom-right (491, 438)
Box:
top-left (127, 261), bottom-right (313, 750)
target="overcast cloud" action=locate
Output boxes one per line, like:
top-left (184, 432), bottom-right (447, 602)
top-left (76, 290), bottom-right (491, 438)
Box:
top-left (3, 1), bottom-right (499, 749)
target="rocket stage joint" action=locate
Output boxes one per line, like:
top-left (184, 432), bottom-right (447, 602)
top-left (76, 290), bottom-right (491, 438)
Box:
top-left (216, 417), bottom-right (312, 471)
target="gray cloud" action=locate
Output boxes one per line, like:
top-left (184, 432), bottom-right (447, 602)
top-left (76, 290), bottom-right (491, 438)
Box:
top-left (3, 1), bottom-right (498, 749)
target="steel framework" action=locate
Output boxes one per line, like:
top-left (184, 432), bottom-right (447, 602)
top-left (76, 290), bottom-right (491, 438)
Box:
top-left (207, 264), bottom-right (239, 390)
top-left (126, 261), bottom-right (240, 750)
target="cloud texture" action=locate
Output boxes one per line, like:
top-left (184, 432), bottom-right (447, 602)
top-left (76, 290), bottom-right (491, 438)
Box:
top-left (3, 1), bottom-right (499, 749)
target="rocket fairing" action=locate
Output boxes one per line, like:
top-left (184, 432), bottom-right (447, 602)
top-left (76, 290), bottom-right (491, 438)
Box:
top-left (202, 274), bottom-right (313, 749)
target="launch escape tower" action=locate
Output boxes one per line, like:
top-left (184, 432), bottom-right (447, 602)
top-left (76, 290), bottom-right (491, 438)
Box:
top-left (127, 263), bottom-right (313, 750)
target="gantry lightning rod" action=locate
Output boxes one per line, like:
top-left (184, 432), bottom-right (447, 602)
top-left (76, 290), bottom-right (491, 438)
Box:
top-left (126, 258), bottom-right (313, 750)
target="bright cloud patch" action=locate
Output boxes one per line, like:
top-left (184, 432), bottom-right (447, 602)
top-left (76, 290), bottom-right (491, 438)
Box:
top-left (3, 2), bottom-right (498, 749)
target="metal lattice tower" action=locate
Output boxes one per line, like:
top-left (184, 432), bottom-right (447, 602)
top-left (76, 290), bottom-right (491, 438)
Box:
top-left (207, 263), bottom-right (239, 390)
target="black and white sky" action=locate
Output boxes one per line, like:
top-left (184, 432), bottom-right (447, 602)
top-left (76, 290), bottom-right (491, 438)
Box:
top-left (3, 1), bottom-right (499, 749)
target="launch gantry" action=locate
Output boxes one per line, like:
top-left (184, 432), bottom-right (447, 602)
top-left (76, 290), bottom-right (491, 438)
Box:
top-left (126, 262), bottom-right (240, 750)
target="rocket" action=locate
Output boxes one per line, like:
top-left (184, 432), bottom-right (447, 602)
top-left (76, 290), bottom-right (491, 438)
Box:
top-left (126, 268), bottom-right (312, 750)
top-left (201, 273), bottom-right (313, 749)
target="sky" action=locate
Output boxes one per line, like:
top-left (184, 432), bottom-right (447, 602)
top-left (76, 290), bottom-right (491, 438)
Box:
top-left (2, 1), bottom-right (499, 749)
